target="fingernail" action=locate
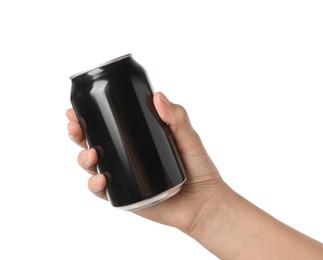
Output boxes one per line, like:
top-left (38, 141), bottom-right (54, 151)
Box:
top-left (159, 92), bottom-right (171, 108)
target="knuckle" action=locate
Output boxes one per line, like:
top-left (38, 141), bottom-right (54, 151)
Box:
top-left (176, 104), bottom-right (189, 124)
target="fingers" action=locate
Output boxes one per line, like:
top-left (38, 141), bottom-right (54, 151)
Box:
top-left (68, 121), bottom-right (87, 148)
top-left (88, 174), bottom-right (108, 200)
top-left (77, 148), bottom-right (98, 175)
top-left (78, 148), bottom-right (108, 200)
top-left (66, 109), bottom-right (87, 149)
top-left (67, 108), bottom-right (107, 201)
top-left (66, 108), bottom-right (78, 121)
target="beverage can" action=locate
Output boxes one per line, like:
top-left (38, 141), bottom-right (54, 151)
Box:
top-left (70, 54), bottom-right (187, 211)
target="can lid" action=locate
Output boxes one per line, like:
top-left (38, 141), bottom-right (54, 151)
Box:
top-left (69, 53), bottom-right (132, 80)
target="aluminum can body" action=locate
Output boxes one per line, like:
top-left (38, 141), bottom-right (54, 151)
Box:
top-left (70, 54), bottom-right (186, 211)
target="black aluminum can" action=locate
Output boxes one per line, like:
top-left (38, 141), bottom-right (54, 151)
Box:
top-left (70, 54), bottom-right (187, 211)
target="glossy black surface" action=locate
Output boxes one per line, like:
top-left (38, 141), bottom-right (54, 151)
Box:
top-left (70, 55), bottom-right (186, 207)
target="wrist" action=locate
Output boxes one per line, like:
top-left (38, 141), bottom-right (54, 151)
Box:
top-left (184, 181), bottom-right (240, 258)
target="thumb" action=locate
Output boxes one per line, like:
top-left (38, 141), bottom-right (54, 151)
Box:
top-left (153, 92), bottom-right (220, 182)
top-left (153, 92), bottom-right (204, 157)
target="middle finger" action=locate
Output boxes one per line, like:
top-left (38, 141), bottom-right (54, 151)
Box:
top-left (78, 148), bottom-right (98, 175)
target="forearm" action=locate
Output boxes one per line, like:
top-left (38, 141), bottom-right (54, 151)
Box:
top-left (188, 182), bottom-right (323, 259)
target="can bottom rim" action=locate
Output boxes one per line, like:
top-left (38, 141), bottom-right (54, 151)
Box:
top-left (114, 180), bottom-right (186, 212)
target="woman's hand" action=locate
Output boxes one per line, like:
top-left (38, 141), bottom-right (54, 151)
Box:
top-left (67, 92), bottom-right (323, 259)
top-left (66, 92), bottom-right (226, 234)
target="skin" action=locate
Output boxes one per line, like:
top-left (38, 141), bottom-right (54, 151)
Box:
top-left (67, 92), bottom-right (323, 259)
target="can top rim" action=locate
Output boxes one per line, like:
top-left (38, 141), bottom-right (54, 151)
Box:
top-left (69, 53), bottom-right (132, 80)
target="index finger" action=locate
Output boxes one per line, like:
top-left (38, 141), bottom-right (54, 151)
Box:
top-left (66, 108), bottom-right (78, 121)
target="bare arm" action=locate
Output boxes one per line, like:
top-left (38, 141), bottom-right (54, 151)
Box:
top-left (67, 92), bottom-right (323, 259)
top-left (188, 183), bottom-right (323, 259)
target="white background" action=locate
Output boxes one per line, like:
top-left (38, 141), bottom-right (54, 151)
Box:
top-left (0, 1), bottom-right (322, 259)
